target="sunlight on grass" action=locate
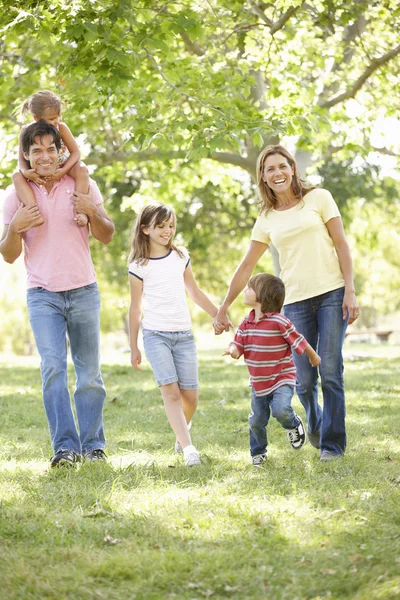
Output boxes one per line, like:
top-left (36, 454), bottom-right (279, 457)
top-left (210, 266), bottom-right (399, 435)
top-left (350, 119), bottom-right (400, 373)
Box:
top-left (1, 345), bottom-right (400, 599)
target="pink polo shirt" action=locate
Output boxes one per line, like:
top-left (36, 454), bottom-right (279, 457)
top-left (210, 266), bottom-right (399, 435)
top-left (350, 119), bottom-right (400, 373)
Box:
top-left (3, 175), bottom-right (103, 292)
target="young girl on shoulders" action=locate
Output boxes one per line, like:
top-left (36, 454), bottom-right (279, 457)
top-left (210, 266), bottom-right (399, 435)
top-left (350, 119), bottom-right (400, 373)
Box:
top-left (13, 90), bottom-right (89, 227)
top-left (128, 202), bottom-right (218, 466)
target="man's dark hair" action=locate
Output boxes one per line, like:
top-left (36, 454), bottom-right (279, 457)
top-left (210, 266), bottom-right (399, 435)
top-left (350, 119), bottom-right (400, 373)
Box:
top-left (248, 273), bottom-right (286, 313)
top-left (21, 120), bottom-right (62, 156)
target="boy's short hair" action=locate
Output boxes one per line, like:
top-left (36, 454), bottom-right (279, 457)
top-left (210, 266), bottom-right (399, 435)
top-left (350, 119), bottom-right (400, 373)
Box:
top-left (21, 120), bottom-right (61, 156)
top-left (248, 273), bottom-right (285, 313)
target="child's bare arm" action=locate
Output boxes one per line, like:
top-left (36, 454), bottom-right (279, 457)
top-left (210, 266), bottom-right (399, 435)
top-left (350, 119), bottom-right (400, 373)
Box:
top-left (56, 122), bottom-right (81, 176)
top-left (304, 343), bottom-right (321, 367)
top-left (184, 263), bottom-right (219, 318)
top-left (129, 275), bottom-right (143, 372)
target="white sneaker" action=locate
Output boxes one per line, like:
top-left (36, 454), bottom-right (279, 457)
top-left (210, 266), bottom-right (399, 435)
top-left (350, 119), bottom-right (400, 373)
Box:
top-left (185, 452), bottom-right (201, 467)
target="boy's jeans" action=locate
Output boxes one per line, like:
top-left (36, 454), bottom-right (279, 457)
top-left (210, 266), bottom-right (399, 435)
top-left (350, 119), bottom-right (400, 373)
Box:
top-left (249, 384), bottom-right (299, 456)
top-left (284, 287), bottom-right (347, 456)
top-left (27, 283), bottom-right (106, 455)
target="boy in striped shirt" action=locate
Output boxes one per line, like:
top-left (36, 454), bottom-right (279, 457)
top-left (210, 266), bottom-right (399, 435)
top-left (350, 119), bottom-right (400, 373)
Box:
top-left (224, 273), bottom-right (321, 466)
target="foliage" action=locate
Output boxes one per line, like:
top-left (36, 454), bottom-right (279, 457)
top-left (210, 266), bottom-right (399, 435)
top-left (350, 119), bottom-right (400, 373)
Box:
top-left (1, 0), bottom-right (399, 312)
top-left (1, 344), bottom-right (400, 598)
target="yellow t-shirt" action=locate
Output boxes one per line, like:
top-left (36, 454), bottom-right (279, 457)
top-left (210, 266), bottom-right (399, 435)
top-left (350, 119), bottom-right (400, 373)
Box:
top-left (251, 188), bottom-right (345, 305)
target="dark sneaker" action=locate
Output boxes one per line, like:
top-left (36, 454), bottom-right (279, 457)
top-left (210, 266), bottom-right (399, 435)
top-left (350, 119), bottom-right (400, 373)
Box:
top-left (252, 454), bottom-right (267, 467)
top-left (50, 449), bottom-right (80, 468)
top-left (84, 448), bottom-right (107, 462)
top-left (320, 451), bottom-right (341, 462)
top-left (308, 430), bottom-right (321, 449)
top-left (287, 417), bottom-right (306, 449)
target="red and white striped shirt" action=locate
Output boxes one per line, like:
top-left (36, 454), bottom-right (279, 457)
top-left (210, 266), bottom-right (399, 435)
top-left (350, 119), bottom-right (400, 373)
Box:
top-left (231, 310), bottom-right (308, 397)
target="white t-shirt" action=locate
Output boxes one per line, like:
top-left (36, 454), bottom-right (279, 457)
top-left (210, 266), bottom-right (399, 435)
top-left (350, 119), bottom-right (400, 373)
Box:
top-left (128, 247), bottom-right (192, 331)
top-left (251, 188), bottom-right (345, 304)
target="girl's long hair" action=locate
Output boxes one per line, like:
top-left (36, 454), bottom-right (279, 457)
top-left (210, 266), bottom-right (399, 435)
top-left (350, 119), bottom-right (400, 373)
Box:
top-left (256, 145), bottom-right (316, 213)
top-left (20, 90), bottom-right (62, 119)
top-left (128, 202), bottom-right (184, 265)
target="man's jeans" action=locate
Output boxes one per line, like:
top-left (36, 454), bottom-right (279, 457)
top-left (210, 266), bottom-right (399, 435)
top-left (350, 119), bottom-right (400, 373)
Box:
top-left (284, 287), bottom-right (348, 456)
top-left (27, 283), bottom-right (106, 454)
top-left (249, 384), bottom-right (299, 457)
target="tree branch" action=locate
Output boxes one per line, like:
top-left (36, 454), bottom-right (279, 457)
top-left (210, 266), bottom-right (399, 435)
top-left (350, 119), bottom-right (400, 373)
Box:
top-left (320, 44), bottom-right (400, 109)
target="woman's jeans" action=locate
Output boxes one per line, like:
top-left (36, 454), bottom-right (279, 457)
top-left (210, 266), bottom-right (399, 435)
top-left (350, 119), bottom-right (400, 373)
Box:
top-left (27, 284), bottom-right (106, 455)
top-left (249, 384), bottom-right (299, 457)
top-left (284, 287), bottom-right (348, 456)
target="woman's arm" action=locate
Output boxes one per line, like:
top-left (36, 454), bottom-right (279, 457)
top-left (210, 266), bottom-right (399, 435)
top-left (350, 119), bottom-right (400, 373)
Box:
top-left (129, 275), bottom-right (143, 371)
top-left (214, 240), bottom-right (268, 332)
top-left (184, 263), bottom-right (218, 318)
top-left (326, 216), bottom-right (359, 324)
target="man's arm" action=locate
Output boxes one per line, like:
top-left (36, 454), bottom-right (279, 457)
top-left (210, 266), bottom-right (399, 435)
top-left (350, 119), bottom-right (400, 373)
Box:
top-left (0, 205), bottom-right (42, 263)
top-left (72, 189), bottom-right (114, 245)
top-left (0, 224), bottom-right (22, 263)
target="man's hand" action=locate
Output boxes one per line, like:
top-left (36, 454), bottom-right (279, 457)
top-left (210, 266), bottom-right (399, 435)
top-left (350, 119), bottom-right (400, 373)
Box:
top-left (21, 169), bottom-right (46, 186)
top-left (11, 205), bottom-right (44, 234)
top-left (222, 344), bottom-right (240, 359)
top-left (72, 187), bottom-right (96, 220)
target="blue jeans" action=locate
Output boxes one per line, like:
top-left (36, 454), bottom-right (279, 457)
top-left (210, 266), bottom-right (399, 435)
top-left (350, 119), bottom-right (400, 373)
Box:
top-left (249, 384), bottom-right (299, 457)
top-left (27, 283), bottom-right (106, 454)
top-left (284, 287), bottom-right (348, 455)
top-left (143, 329), bottom-right (198, 389)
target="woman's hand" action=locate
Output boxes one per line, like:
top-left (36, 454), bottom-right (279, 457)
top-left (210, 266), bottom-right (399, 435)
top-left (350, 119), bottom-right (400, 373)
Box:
top-left (213, 308), bottom-right (233, 335)
top-left (343, 289), bottom-right (359, 325)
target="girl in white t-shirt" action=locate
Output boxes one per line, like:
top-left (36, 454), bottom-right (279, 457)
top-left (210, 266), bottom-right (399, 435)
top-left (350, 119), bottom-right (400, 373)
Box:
top-left (128, 202), bottom-right (218, 466)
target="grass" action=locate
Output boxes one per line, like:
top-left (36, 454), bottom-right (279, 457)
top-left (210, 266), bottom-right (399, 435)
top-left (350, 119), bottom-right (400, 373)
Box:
top-left (0, 340), bottom-right (400, 600)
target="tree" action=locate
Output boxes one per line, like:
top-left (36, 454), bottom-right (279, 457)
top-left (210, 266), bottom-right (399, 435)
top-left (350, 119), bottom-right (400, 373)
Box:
top-left (0, 0), bottom-right (399, 300)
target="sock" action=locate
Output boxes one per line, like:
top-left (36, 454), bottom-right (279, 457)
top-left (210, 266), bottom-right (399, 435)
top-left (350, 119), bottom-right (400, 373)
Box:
top-left (183, 444), bottom-right (197, 459)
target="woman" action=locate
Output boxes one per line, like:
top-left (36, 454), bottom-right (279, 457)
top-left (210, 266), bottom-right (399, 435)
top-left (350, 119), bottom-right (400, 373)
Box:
top-left (214, 145), bottom-right (359, 461)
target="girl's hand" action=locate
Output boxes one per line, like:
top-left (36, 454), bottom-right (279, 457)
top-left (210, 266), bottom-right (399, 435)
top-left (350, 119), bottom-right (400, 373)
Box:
top-left (343, 290), bottom-right (359, 325)
top-left (213, 309), bottom-right (233, 335)
top-left (222, 345), bottom-right (240, 359)
top-left (22, 169), bottom-right (45, 185)
top-left (44, 170), bottom-right (64, 183)
top-left (131, 349), bottom-right (142, 371)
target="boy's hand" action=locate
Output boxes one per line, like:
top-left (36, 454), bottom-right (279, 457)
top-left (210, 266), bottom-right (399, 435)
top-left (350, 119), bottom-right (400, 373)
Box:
top-left (131, 349), bottom-right (142, 371)
top-left (22, 169), bottom-right (45, 186)
top-left (223, 345), bottom-right (240, 359)
top-left (309, 354), bottom-right (321, 367)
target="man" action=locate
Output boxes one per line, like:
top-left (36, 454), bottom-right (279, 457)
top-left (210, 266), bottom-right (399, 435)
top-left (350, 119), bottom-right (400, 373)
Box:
top-left (0, 120), bottom-right (115, 467)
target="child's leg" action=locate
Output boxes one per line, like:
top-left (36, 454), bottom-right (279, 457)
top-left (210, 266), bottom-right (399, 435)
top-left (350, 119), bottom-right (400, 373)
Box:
top-left (270, 385), bottom-right (305, 449)
top-left (180, 389), bottom-right (198, 425)
top-left (12, 172), bottom-right (44, 227)
top-left (159, 382), bottom-right (192, 449)
top-left (68, 163), bottom-right (89, 226)
top-left (249, 387), bottom-right (270, 457)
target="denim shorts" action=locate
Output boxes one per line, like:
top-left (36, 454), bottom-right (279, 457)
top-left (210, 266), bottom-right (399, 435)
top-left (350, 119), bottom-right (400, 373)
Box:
top-left (142, 329), bottom-right (199, 389)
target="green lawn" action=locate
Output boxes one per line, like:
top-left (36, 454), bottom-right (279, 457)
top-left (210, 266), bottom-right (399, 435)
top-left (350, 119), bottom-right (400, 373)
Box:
top-left (0, 342), bottom-right (399, 600)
